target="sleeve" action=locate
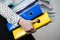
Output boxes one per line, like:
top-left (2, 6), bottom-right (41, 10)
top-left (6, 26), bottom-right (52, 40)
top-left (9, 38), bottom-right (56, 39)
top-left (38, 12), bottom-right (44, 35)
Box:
top-left (0, 3), bottom-right (22, 26)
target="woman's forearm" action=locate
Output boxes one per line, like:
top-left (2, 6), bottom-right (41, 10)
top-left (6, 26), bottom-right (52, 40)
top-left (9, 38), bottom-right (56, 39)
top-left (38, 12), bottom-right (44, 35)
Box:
top-left (0, 3), bottom-right (21, 26)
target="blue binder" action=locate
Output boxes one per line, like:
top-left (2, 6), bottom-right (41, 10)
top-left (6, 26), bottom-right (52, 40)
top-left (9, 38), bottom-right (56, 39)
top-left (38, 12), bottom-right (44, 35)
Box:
top-left (20, 4), bottom-right (43, 20)
top-left (7, 23), bottom-right (14, 31)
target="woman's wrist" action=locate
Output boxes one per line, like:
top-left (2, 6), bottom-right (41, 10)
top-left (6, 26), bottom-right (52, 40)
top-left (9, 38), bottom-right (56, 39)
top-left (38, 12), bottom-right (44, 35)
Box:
top-left (18, 18), bottom-right (24, 25)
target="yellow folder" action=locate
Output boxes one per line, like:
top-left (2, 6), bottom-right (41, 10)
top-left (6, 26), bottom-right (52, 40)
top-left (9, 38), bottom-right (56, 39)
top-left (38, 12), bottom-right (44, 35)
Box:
top-left (12, 12), bottom-right (51, 39)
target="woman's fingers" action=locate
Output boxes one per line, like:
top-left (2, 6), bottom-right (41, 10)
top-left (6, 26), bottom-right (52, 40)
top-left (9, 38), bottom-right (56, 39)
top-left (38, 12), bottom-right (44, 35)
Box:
top-left (31, 19), bottom-right (39, 24)
top-left (19, 18), bottom-right (37, 34)
top-left (26, 28), bottom-right (36, 34)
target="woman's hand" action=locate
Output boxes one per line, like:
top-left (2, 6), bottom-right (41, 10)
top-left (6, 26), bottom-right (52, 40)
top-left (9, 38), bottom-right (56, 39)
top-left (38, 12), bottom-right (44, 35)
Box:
top-left (18, 18), bottom-right (38, 34)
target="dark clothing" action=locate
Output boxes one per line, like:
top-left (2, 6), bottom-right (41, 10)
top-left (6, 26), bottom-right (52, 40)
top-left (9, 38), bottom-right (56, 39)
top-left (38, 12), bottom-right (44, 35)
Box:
top-left (0, 15), bottom-right (35, 40)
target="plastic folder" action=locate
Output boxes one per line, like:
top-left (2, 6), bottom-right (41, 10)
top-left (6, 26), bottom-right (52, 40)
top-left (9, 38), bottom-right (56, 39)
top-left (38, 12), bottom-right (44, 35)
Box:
top-left (12, 0), bottom-right (37, 12)
top-left (20, 4), bottom-right (42, 20)
top-left (12, 12), bottom-right (51, 39)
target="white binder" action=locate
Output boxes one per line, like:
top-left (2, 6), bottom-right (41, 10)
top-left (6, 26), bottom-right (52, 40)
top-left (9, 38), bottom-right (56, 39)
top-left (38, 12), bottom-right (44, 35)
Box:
top-left (12, 0), bottom-right (37, 12)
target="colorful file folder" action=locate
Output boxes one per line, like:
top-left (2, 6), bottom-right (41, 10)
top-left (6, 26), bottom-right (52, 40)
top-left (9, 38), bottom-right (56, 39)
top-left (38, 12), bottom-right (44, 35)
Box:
top-left (20, 4), bottom-right (43, 20)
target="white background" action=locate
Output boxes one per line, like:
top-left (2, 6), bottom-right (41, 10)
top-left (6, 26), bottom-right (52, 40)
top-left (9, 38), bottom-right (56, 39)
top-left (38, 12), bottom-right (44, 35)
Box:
top-left (32, 0), bottom-right (60, 40)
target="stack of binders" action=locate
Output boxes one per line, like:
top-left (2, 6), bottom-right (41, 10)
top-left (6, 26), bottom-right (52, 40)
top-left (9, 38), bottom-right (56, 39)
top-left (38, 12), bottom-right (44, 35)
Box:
top-left (7, 0), bottom-right (53, 40)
